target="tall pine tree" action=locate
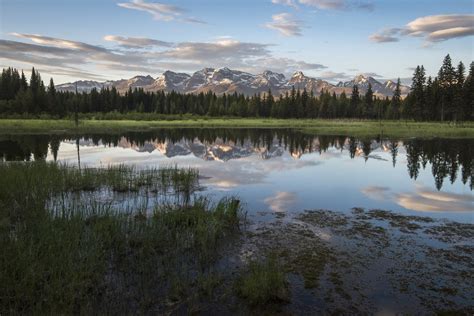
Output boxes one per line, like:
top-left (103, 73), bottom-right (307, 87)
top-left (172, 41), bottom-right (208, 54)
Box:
top-left (438, 54), bottom-right (456, 121)
top-left (411, 65), bottom-right (426, 121)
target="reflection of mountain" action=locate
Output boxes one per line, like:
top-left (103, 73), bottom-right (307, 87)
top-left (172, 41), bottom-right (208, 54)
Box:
top-left (116, 137), bottom-right (400, 162)
top-left (1, 130), bottom-right (472, 191)
top-left (118, 138), bottom-right (283, 162)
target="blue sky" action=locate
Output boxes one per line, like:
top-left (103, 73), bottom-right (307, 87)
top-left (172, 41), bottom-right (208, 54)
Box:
top-left (0, 0), bottom-right (472, 84)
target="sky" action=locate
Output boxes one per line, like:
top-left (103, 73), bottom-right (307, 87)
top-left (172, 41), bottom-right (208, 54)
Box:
top-left (0, 0), bottom-right (473, 84)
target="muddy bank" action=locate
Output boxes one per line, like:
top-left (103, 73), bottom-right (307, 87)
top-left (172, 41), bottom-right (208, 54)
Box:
top-left (226, 208), bottom-right (474, 315)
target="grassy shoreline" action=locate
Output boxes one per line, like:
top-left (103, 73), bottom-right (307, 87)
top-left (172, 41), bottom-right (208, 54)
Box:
top-left (0, 118), bottom-right (473, 138)
top-left (0, 162), bottom-right (242, 313)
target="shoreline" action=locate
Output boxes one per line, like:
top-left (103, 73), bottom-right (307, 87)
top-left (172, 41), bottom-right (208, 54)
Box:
top-left (1, 118), bottom-right (474, 138)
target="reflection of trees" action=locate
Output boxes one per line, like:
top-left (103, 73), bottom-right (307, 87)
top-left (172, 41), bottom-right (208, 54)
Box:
top-left (405, 138), bottom-right (473, 190)
top-left (389, 140), bottom-right (398, 167)
top-left (0, 135), bottom-right (50, 161)
top-left (1, 130), bottom-right (472, 191)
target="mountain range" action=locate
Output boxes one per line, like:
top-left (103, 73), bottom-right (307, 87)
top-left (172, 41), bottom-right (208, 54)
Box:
top-left (56, 68), bottom-right (410, 98)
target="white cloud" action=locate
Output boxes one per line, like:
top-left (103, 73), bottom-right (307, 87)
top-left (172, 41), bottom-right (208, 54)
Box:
top-left (117, 0), bottom-right (205, 24)
top-left (248, 57), bottom-right (327, 75)
top-left (161, 39), bottom-right (271, 62)
top-left (104, 35), bottom-right (172, 48)
top-left (10, 32), bottom-right (108, 53)
top-left (265, 13), bottom-right (303, 36)
top-left (297, 0), bottom-right (373, 11)
top-left (272, 0), bottom-right (299, 9)
top-left (363, 72), bottom-right (383, 78)
top-left (369, 28), bottom-right (400, 43)
top-left (299, 0), bottom-right (344, 10)
top-left (318, 70), bottom-right (349, 81)
top-left (370, 14), bottom-right (474, 44)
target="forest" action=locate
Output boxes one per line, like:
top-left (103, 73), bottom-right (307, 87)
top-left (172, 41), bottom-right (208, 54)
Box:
top-left (0, 55), bottom-right (472, 121)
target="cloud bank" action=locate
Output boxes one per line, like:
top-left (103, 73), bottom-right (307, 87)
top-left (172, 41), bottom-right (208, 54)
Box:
top-left (0, 33), bottom-right (328, 81)
top-left (370, 14), bottom-right (474, 44)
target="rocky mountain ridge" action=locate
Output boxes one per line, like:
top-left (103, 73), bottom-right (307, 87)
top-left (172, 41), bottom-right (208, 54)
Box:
top-left (57, 68), bottom-right (410, 97)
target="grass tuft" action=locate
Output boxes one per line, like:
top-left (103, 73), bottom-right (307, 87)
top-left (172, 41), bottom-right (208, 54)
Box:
top-left (235, 254), bottom-right (289, 306)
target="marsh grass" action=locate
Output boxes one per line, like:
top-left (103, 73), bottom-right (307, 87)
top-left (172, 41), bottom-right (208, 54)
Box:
top-left (235, 254), bottom-right (289, 306)
top-left (1, 118), bottom-right (473, 138)
top-left (0, 162), bottom-right (242, 314)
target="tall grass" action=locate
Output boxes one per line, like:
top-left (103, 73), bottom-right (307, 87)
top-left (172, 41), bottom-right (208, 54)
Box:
top-left (0, 162), bottom-right (242, 314)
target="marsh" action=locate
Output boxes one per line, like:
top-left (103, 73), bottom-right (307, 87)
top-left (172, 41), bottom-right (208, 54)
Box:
top-left (1, 128), bottom-right (473, 314)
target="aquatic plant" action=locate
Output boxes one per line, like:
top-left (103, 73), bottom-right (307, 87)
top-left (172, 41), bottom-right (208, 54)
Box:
top-left (0, 162), bottom-right (242, 314)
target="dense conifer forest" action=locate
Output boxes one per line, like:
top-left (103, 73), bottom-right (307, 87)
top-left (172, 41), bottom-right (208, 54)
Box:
top-left (0, 55), bottom-right (472, 121)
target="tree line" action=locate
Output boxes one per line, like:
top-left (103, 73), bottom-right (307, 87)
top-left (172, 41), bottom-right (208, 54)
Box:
top-left (0, 54), bottom-right (472, 121)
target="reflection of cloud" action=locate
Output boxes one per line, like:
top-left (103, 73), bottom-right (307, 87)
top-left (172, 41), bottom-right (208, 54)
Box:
top-left (361, 186), bottom-right (391, 201)
top-left (264, 191), bottom-right (298, 213)
top-left (396, 189), bottom-right (474, 212)
top-left (362, 184), bottom-right (474, 212)
top-left (202, 155), bottom-right (321, 189)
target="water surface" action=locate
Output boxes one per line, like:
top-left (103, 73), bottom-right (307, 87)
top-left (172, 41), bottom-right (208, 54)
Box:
top-left (1, 128), bottom-right (472, 223)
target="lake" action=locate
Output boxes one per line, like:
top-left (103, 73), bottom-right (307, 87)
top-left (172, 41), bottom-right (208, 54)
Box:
top-left (1, 128), bottom-right (472, 223)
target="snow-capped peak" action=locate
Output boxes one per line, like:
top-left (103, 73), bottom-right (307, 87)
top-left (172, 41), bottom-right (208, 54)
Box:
top-left (292, 71), bottom-right (306, 79)
top-left (56, 67), bottom-right (410, 97)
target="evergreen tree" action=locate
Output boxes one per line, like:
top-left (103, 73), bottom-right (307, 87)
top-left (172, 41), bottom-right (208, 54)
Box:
top-left (424, 77), bottom-right (436, 121)
top-left (339, 91), bottom-right (348, 118)
top-left (389, 78), bottom-right (401, 119)
top-left (453, 61), bottom-right (465, 121)
top-left (47, 78), bottom-right (58, 115)
top-left (364, 83), bottom-right (374, 118)
top-left (411, 65), bottom-right (426, 120)
top-left (20, 71), bottom-right (28, 91)
top-left (463, 62), bottom-right (474, 121)
top-left (438, 54), bottom-right (456, 121)
top-left (350, 85), bottom-right (359, 118)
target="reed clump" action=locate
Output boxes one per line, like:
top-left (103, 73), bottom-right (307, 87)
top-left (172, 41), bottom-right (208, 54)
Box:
top-left (0, 162), bottom-right (242, 314)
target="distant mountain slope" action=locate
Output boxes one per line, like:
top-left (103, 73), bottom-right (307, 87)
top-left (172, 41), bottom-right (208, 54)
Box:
top-left (56, 68), bottom-right (410, 97)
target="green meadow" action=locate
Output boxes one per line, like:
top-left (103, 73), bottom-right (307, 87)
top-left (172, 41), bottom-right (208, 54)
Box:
top-left (1, 118), bottom-right (473, 138)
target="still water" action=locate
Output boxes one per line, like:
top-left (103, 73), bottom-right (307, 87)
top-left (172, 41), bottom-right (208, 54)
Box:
top-left (1, 129), bottom-right (472, 223)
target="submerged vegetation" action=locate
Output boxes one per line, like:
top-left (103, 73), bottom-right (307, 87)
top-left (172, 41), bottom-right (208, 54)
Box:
top-left (0, 162), bottom-right (241, 313)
